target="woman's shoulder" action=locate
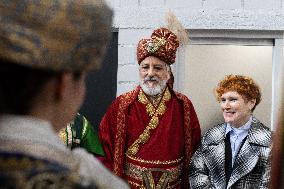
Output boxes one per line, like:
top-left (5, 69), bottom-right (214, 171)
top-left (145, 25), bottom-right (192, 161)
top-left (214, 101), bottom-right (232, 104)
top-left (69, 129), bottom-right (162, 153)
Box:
top-left (204, 123), bottom-right (226, 135)
top-left (249, 117), bottom-right (272, 146)
top-left (201, 123), bottom-right (226, 145)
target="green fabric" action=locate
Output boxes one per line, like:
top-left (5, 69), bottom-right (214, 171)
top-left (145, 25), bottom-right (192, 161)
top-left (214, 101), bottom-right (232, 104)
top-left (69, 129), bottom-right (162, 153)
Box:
top-left (68, 113), bottom-right (105, 156)
top-left (79, 116), bottom-right (105, 156)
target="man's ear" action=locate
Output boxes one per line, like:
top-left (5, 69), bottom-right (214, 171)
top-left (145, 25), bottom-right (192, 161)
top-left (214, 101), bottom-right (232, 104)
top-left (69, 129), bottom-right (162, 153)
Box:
top-left (166, 65), bottom-right (172, 80)
top-left (167, 71), bottom-right (171, 80)
top-left (54, 72), bottom-right (72, 101)
top-left (166, 67), bottom-right (171, 80)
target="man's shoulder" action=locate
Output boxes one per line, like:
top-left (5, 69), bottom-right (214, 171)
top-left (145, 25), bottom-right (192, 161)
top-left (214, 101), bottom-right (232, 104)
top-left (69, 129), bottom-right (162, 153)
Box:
top-left (103, 86), bottom-right (140, 115)
top-left (171, 90), bottom-right (193, 104)
top-left (115, 86), bottom-right (140, 102)
top-left (118, 89), bottom-right (137, 99)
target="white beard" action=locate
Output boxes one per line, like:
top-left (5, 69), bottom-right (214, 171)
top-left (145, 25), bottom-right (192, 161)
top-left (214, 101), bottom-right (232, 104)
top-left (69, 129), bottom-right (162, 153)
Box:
top-left (140, 77), bottom-right (168, 96)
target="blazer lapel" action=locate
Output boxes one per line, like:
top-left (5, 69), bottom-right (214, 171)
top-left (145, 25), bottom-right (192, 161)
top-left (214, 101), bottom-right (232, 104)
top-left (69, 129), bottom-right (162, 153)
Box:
top-left (227, 138), bottom-right (259, 188)
top-left (204, 124), bottom-right (227, 188)
top-left (227, 118), bottom-right (270, 188)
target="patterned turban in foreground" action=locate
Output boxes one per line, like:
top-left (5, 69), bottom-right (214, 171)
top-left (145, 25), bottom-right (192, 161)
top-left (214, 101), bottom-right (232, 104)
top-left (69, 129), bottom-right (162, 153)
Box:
top-left (0, 0), bottom-right (113, 72)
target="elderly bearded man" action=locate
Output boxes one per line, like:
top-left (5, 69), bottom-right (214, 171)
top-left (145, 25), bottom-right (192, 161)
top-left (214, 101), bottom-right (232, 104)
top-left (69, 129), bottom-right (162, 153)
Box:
top-left (99, 28), bottom-right (201, 189)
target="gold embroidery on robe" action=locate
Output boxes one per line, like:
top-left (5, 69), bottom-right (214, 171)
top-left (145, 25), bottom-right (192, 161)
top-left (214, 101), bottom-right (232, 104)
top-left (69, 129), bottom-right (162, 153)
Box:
top-left (126, 87), bottom-right (171, 156)
top-left (125, 162), bottom-right (182, 183)
top-left (126, 154), bottom-right (183, 165)
top-left (114, 89), bottom-right (137, 176)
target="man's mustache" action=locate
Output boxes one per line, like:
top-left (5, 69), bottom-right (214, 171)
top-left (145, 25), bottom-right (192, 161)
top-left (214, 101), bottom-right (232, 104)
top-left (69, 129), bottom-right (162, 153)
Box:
top-left (143, 76), bottom-right (158, 82)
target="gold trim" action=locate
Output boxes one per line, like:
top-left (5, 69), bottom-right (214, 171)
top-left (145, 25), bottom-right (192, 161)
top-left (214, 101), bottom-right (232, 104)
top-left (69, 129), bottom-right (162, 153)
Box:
top-left (175, 92), bottom-right (195, 188)
top-left (58, 128), bottom-right (67, 145)
top-left (128, 180), bottom-right (140, 187)
top-left (155, 172), bottom-right (167, 189)
top-left (169, 179), bottom-right (182, 189)
top-left (66, 124), bottom-right (73, 147)
top-left (128, 180), bottom-right (181, 189)
top-left (126, 87), bottom-right (171, 156)
top-left (82, 116), bottom-right (88, 137)
top-left (125, 161), bottom-right (182, 183)
top-left (113, 89), bottom-right (137, 176)
top-left (146, 37), bottom-right (167, 53)
top-left (126, 154), bottom-right (183, 165)
top-left (138, 87), bottom-right (171, 117)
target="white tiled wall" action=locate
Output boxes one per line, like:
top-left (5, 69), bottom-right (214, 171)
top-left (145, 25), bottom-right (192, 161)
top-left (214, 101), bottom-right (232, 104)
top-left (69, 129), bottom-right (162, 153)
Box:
top-left (244, 0), bottom-right (279, 10)
top-left (105, 0), bottom-right (284, 96)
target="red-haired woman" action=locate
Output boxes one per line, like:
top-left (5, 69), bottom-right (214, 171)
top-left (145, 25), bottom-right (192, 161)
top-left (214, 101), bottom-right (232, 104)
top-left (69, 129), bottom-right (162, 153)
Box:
top-left (189, 74), bottom-right (272, 189)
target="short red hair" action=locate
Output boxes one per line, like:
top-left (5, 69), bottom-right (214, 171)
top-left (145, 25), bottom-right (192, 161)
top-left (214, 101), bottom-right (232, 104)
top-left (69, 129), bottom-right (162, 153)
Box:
top-left (215, 75), bottom-right (261, 110)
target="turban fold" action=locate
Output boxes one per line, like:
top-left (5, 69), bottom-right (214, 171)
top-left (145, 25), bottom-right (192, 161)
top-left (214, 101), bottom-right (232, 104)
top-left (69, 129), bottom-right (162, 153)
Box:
top-left (137, 28), bottom-right (179, 65)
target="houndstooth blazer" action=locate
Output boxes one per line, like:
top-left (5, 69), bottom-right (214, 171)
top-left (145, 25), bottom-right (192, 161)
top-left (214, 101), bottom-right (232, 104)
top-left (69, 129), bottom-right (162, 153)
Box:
top-left (189, 118), bottom-right (272, 189)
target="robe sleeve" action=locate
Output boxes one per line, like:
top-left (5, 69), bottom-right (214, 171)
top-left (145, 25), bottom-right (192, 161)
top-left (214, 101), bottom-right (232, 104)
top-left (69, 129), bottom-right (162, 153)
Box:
top-left (98, 99), bottom-right (119, 171)
top-left (181, 97), bottom-right (202, 189)
top-left (188, 100), bottom-right (201, 153)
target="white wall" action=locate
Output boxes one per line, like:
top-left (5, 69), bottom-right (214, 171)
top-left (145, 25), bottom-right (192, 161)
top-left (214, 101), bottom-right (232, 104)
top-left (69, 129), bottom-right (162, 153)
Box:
top-left (183, 45), bottom-right (272, 133)
top-left (104, 0), bottom-right (284, 95)
top-left (102, 0), bottom-right (284, 131)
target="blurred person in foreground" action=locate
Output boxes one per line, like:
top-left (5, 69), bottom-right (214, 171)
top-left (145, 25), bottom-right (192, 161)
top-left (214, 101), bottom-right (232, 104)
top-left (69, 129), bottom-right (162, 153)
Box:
top-left (189, 74), bottom-right (272, 189)
top-left (99, 27), bottom-right (201, 189)
top-left (0, 0), bottom-right (129, 188)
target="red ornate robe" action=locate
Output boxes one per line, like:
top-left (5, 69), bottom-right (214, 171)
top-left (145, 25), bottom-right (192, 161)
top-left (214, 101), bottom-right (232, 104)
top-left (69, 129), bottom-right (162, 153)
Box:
top-left (99, 86), bottom-right (201, 189)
